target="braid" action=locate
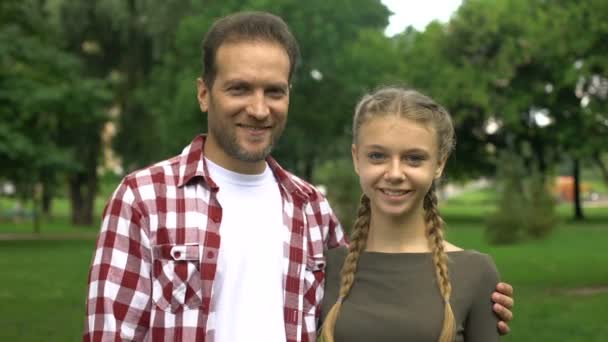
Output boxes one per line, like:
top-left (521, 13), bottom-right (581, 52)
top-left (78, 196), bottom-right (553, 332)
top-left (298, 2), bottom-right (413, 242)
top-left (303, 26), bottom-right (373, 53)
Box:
top-left (424, 183), bottom-right (456, 342)
top-left (321, 194), bottom-right (371, 342)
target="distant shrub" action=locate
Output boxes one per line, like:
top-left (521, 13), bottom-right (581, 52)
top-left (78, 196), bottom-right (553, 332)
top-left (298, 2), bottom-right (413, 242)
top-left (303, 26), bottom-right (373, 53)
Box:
top-left (486, 151), bottom-right (558, 244)
top-left (313, 158), bottom-right (361, 233)
top-left (526, 166), bottom-right (558, 238)
top-left (485, 151), bottom-right (528, 244)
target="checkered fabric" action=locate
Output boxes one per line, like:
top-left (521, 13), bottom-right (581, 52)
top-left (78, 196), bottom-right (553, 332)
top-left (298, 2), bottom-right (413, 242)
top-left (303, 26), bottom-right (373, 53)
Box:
top-left (83, 135), bottom-right (346, 341)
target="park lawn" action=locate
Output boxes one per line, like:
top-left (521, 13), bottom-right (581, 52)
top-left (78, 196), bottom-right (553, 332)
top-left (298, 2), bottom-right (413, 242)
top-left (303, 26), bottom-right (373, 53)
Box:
top-left (0, 239), bottom-right (95, 341)
top-left (0, 188), bottom-right (607, 341)
top-left (441, 190), bottom-right (608, 341)
top-left (0, 195), bottom-right (107, 235)
top-left (1, 223), bottom-right (607, 341)
top-left (446, 222), bottom-right (608, 342)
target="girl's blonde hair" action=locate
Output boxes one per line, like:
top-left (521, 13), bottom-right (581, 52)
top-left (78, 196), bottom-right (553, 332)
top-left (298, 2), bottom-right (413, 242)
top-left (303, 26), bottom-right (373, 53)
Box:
top-left (321, 86), bottom-right (456, 342)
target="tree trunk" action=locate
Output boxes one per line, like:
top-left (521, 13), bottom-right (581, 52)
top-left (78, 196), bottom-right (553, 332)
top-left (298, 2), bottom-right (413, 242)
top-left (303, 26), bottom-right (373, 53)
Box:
top-left (69, 144), bottom-right (99, 226)
top-left (32, 183), bottom-right (42, 234)
top-left (573, 158), bottom-right (584, 220)
top-left (69, 175), bottom-right (97, 226)
top-left (69, 170), bottom-right (98, 226)
top-left (592, 151), bottom-right (608, 186)
top-left (69, 174), bottom-right (85, 225)
top-left (42, 182), bottom-right (52, 217)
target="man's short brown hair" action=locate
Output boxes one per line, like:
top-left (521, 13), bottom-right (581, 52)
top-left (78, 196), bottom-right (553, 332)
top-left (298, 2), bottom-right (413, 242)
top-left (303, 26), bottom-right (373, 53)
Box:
top-left (201, 11), bottom-right (300, 88)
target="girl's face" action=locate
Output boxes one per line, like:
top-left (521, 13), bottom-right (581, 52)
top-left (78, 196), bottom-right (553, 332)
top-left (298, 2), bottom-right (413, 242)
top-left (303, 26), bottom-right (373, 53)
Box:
top-left (352, 115), bottom-right (445, 221)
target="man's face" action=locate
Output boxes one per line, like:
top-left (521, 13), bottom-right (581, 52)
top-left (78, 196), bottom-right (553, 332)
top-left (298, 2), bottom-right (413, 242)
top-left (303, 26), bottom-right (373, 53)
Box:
top-left (197, 40), bottom-right (290, 173)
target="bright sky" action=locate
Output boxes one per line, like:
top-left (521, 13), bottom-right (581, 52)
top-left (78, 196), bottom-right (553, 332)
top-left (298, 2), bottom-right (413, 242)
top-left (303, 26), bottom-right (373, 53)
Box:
top-left (381, 0), bottom-right (463, 36)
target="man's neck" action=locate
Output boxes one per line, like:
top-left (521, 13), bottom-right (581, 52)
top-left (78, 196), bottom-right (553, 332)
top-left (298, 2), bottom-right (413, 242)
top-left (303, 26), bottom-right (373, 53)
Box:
top-left (203, 137), bottom-right (267, 175)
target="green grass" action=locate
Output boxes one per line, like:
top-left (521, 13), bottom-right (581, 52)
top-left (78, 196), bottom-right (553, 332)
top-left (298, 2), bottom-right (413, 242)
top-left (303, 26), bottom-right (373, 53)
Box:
top-left (0, 188), bottom-right (607, 341)
top-left (442, 190), bottom-right (608, 342)
top-left (445, 223), bottom-right (608, 341)
top-left (0, 195), bottom-right (108, 234)
top-left (0, 239), bottom-right (95, 341)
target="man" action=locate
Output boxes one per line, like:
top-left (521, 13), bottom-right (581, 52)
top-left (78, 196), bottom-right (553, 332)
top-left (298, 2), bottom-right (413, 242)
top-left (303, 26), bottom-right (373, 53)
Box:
top-left (84, 11), bottom-right (513, 341)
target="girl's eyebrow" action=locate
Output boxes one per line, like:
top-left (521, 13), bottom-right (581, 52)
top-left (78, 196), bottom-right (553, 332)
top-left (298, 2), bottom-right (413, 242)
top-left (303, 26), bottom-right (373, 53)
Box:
top-left (364, 144), bottom-right (430, 154)
top-left (364, 144), bottom-right (388, 150)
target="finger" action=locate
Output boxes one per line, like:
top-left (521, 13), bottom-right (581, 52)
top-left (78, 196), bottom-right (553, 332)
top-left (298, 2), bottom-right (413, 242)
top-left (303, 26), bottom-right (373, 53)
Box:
top-left (497, 282), bottom-right (514, 296)
top-left (497, 321), bottom-right (511, 336)
top-left (492, 292), bottom-right (514, 310)
top-left (493, 303), bottom-right (514, 322)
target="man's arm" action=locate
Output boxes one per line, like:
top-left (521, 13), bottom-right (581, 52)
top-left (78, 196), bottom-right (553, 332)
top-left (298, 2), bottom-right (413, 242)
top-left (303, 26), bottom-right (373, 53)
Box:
top-left (301, 194), bottom-right (347, 341)
top-left (83, 179), bottom-right (152, 341)
top-left (319, 196), bottom-right (348, 250)
top-left (492, 282), bottom-right (514, 335)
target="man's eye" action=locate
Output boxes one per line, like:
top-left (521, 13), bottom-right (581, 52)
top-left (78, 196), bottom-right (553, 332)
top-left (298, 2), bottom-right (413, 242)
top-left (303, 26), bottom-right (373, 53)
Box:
top-left (228, 86), bottom-right (247, 94)
top-left (267, 88), bottom-right (286, 98)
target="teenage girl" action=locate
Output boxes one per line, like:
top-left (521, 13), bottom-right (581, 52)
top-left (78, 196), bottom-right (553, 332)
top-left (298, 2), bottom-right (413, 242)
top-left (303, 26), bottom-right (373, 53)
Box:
top-left (321, 86), bottom-right (502, 342)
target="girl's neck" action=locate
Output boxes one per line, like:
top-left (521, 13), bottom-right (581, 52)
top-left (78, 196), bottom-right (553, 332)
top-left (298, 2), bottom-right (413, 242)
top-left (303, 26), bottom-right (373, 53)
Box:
top-left (365, 211), bottom-right (430, 253)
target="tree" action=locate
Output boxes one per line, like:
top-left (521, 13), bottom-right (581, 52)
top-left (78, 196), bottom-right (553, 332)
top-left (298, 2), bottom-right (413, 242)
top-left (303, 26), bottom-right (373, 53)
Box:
top-left (417, 0), bottom-right (607, 220)
top-left (0, 0), bottom-right (111, 227)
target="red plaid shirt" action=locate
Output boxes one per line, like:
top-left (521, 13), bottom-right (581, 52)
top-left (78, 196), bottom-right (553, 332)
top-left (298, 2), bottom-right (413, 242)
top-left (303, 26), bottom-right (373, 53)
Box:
top-left (84, 135), bottom-right (346, 342)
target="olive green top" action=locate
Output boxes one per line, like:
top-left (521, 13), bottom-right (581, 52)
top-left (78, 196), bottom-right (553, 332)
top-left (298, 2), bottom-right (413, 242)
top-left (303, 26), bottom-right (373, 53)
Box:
top-left (321, 248), bottom-right (500, 342)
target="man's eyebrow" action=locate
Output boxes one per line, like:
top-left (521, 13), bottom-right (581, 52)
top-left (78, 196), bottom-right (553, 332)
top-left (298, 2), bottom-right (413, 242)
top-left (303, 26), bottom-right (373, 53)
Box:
top-left (223, 79), bottom-right (288, 89)
top-left (222, 79), bottom-right (250, 87)
top-left (264, 81), bottom-right (289, 90)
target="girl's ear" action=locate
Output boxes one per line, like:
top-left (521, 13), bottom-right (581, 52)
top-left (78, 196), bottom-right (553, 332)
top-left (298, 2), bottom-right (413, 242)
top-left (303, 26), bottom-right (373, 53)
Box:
top-left (351, 144), bottom-right (360, 175)
top-left (435, 157), bottom-right (447, 179)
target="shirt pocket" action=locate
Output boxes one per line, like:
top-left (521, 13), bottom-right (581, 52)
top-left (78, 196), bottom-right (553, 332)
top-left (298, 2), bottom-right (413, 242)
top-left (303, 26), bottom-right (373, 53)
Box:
top-left (303, 253), bottom-right (326, 313)
top-left (305, 255), bottom-right (326, 284)
top-left (151, 244), bottom-right (203, 312)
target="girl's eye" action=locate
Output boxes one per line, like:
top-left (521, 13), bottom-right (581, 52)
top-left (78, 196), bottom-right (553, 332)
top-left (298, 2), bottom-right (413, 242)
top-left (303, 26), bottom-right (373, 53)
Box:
top-left (368, 152), bottom-right (385, 161)
top-left (406, 155), bottom-right (425, 165)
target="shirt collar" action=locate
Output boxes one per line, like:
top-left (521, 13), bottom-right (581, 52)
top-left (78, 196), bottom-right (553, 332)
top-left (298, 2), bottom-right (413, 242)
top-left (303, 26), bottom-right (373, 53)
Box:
top-left (177, 135), bottom-right (309, 202)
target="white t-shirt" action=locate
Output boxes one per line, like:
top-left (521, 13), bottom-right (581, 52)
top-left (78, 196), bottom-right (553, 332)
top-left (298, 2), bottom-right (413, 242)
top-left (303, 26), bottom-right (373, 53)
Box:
top-left (206, 158), bottom-right (286, 342)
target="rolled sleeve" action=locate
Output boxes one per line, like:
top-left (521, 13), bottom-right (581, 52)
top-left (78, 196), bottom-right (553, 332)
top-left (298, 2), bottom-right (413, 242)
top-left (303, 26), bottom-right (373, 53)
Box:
top-left (84, 178), bottom-right (152, 341)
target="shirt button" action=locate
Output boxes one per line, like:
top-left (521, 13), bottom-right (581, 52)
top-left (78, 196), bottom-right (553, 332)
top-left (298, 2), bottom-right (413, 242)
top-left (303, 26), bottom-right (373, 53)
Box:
top-left (207, 251), bottom-right (215, 259)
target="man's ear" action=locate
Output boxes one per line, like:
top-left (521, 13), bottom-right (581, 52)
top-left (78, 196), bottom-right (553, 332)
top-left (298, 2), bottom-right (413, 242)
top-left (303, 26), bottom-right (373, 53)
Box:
top-left (196, 77), bottom-right (209, 112)
top-left (351, 144), bottom-right (360, 175)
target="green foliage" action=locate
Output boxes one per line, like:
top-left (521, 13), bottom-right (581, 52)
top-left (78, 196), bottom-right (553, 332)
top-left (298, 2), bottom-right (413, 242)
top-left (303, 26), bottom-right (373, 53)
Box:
top-left (485, 151), bottom-right (528, 244)
top-left (486, 151), bottom-right (558, 244)
top-left (0, 0), bottom-right (111, 196)
top-left (312, 158), bottom-right (361, 231)
top-left (2, 0), bottom-right (607, 223)
top-left (526, 167), bottom-right (558, 238)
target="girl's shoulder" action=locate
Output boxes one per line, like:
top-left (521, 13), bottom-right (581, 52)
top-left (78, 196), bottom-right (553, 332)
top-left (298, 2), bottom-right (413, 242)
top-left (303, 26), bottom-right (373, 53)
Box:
top-left (450, 250), bottom-right (501, 285)
top-left (325, 246), bottom-right (348, 263)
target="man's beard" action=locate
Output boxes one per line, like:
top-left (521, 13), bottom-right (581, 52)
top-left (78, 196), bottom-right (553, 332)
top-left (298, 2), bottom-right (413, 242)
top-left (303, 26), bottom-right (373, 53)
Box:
top-left (211, 123), bottom-right (284, 162)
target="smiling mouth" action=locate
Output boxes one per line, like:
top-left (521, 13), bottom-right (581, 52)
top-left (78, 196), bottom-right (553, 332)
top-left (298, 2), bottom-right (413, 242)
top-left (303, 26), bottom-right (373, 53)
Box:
top-left (379, 189), bottom-right (411, 196)
top-left (237, 124), bottom-right (271, 131)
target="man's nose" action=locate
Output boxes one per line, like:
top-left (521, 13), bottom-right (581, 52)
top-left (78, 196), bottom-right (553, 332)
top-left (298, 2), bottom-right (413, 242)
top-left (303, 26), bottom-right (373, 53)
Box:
top-left (247, 91), bottom-right (270, 119)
